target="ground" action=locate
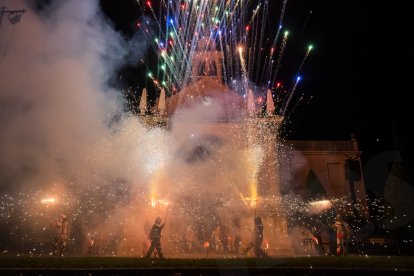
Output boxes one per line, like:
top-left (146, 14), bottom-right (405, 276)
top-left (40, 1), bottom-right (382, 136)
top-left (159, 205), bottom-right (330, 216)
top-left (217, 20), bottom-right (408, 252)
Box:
top-left (1, 255), bottom-right (414, 275)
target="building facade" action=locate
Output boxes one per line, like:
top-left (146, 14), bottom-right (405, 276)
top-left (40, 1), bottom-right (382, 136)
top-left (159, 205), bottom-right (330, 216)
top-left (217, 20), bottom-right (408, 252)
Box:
top-left (137, 38), bottom-right (368, 256)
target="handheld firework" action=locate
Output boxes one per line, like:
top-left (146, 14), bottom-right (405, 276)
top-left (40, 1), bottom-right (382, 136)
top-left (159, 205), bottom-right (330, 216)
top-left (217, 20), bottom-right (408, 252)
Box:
top-left (163, 204), bottom-right (170, 224)
top-left (254, 199), bottom-right (257, 218)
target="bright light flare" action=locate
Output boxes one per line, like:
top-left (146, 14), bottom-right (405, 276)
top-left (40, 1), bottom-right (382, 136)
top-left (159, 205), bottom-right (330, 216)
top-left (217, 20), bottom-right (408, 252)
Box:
top-left (309, 199), bottom-right (332, 207)
top-left (308, 199), bottom-right (332, 214)
top-left (41, 197), bottom-right (57, 205)
top-left (157, 199), bottom-right (170, 206)
top-left (309, 199), bottom-right (331, 207)
top-left (245, 196), bottom-right (257, 208)
top-left (250, 198), bottom-right (257, 208)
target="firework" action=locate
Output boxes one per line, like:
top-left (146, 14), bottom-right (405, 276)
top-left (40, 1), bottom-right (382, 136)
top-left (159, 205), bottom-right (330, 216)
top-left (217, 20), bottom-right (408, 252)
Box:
top-left (40, 197), bottom-right (57, 205)
top-left (136, 0), bottom-right (313, 96)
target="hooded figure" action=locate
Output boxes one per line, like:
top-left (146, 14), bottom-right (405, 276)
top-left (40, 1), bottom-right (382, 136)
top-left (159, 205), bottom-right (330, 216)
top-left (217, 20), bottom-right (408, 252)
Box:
top-left (144, 216), bottom-right (165, 259)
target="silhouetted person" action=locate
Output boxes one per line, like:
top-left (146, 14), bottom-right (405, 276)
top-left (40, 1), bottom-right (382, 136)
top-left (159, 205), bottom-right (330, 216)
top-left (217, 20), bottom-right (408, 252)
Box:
top-left (244, 216), bottom-right (269, 258)
top-left (334, 215), bottom-right (349, 256)
top-left (145, 216), bottom-right (165, 259)
top-left (234, 232), bottom-right (242, 254)
top-left (51, 214), bottom-right (69, 256)
top-left (253, 216), bottom-right (269, 258)
top-left (211, 225), bottom-right (223, 252)
top-left (300, 225), bottom-right (318, 253)
top-left (319, 225), bottom-right (332, 255)
top-left (142, 220), bottom-right (151, 255)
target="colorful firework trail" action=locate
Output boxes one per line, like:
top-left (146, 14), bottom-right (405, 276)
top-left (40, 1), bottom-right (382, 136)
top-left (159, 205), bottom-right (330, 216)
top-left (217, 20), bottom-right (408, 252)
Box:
top-left (136, 0), bottom-right (313, 113)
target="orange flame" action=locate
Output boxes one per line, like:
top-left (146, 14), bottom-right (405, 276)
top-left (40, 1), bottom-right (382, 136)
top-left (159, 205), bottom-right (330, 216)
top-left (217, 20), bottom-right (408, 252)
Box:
top-left (245, 197), bottom-right (257, 208)
top-left (41, 197), bottom-right (57, 204)
top-left (158, 199), bottom-right (170, 206)
top-left (250, 198), bottom-right (257, 208)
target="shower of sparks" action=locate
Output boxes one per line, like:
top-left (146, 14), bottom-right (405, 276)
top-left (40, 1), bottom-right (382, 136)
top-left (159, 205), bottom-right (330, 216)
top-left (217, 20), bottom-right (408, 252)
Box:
top-left (151, 196), bottom-right (157, 208)
top-left (157, 199), bottom-right (170, 206)
top-left (0, 183), bottom-right (409, 256)
top-left (136, 0), bottom-right (311, 98)
top-left (0, 1), bottom-right (407, 258)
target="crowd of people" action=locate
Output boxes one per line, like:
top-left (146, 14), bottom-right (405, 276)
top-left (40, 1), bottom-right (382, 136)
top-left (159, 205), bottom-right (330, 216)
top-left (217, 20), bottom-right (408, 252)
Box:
top-left (48, 213), bottom-right (351, 258)
top-left (297, 215), bottom-right (351, 256)
top-left (141, 215), bottom-right (269, 259)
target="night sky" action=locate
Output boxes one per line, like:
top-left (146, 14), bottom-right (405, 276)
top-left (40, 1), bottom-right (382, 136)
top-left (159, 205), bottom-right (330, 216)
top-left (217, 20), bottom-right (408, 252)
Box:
top-left (99, 0), bottom-right (411, 193)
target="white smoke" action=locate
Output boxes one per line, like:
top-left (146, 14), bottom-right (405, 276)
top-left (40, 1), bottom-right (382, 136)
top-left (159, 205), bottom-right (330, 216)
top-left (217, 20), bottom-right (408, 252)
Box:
top-left (0, 0), bottom-right (155, 253)
top-left (0, 0), bottom-right (339, 257)
top-left (0, 0), bottom-right (135, 191)
top-left (0, 0), bottom-right (253, 255)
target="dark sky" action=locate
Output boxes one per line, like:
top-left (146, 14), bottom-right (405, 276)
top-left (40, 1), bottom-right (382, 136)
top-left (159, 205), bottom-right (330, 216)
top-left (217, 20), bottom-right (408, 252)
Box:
top-left (100, 0), bottom-right (412, 183)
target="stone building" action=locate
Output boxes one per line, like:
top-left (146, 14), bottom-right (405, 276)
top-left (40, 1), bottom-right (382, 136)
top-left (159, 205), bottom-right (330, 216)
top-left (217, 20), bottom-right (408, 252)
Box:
top-left (137, 37), bottom-right (368, 256)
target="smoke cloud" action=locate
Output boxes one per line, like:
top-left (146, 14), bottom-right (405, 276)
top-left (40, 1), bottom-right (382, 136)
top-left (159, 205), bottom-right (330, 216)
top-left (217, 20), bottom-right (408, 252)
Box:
top-left (0, 0), bottom-right (330, 257)
top-left (0, 0), bottom-right (131, 191)
top-left (0, 0), bottom-right (154, 253)
top-left (0, 0), bottom-right (256, 255)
